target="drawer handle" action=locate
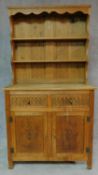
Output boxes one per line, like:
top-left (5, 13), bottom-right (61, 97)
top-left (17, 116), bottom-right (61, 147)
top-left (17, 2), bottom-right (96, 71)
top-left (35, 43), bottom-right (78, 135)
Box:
top-left (27, 100), bottom-right (31, 105)
top-left (67, 98), bottom-right (73, 105)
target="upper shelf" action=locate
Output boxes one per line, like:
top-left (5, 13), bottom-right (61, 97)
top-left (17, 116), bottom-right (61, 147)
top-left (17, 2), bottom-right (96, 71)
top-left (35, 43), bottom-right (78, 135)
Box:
top-left (11, 36), bottom-right (89, 41)
top-left (8, 5), bottom-right (91, 16)
top-left (12, 59), bottom-right (88, 63)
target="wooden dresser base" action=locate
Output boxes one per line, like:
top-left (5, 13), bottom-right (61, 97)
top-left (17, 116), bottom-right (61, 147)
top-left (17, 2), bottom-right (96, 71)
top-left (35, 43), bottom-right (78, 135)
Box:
top-left (5, 87), bottom-right (94, 169)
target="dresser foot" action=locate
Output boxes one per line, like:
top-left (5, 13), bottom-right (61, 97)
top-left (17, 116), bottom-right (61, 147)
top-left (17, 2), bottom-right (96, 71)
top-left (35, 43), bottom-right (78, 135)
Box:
top-left (87, 156), bottom-right (92, 169)
top-left (8, 161), bottom-right (14, 169)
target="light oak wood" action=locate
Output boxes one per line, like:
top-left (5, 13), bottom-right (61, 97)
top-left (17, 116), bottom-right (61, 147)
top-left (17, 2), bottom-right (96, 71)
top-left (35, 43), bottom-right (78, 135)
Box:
top-left (13, 40), bottom-right (87, 62)
top-left (14, 63), bottom-right (86, 84)
top-left (9, 7), bottom-right (90, 84)
top-left (4, 5), bottom-right (95, 169)
top-left (87, 91), bottom-right (94, 169)
top-left (8, 5), bottom-right (91, 16)
top-left (11, 112), bottom-right (48, 160)
top-left (4, 83), bottom-right (96, 90)
top-left (5, 91), bottom-right (14, 168)
top-left (52, 112), bottom-right (86, 158)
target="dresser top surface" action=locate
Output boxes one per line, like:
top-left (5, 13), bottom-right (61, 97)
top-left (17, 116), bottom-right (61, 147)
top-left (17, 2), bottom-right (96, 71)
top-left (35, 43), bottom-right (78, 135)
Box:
top-left (4, 83), bottom-right (96, 91)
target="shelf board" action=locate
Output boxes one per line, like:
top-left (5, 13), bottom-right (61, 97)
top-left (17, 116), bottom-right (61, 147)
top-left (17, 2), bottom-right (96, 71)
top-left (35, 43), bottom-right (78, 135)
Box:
top-left (12, 60), bottom-right (88, 63)
top-left (11, 36), bottom-right (89, 41)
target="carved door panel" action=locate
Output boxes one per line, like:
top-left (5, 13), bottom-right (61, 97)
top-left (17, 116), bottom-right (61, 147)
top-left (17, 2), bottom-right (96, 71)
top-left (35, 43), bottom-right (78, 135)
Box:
top-left (52, 112), bottom-right (87, 160)
top-left (11, 112), bottom-right (48, 161)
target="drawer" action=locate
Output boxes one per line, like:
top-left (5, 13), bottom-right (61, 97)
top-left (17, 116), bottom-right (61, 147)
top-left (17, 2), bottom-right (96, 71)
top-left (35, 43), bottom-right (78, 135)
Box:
top-left (51, 91), bottom-right (90, 107)
top-left (10, 91), bottom-right (90, 111)
top-left (10, 93), bottom-right (48, 109)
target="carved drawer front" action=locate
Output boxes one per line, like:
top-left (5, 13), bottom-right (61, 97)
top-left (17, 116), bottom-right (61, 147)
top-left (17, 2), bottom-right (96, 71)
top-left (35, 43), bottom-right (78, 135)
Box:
top-left (51, 91), bottom-right (90, 107)
top-left (10, 93), bottom-right (48, 109)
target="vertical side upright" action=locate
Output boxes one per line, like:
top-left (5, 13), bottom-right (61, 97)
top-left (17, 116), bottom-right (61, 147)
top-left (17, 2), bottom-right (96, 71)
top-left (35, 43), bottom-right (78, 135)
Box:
top-left (5, 91), bottom-right (14, 168)
top-left (87, 90), bottom-right (94, 169)
top-left (85, 9), bottom-right (91, 83)
top-left (10, 16), bottom-right (16, 84)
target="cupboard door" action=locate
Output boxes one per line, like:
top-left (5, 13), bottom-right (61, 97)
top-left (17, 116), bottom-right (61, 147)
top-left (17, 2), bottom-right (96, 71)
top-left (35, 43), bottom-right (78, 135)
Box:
top-left (52, 112), bottom-right (87, 161)
top-left (11, 112), bottom-right (48, 161)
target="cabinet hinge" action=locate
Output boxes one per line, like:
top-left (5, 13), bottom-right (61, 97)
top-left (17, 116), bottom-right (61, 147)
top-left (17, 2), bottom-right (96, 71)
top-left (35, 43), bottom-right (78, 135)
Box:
top-left (86, 147), bottom-right (90, 153)
top-left (87, 116), bottom-right (90, 122)
top-left (9, 116), bottom-right (13, 123)
top-left (10, 147), bottom-right (14, 153)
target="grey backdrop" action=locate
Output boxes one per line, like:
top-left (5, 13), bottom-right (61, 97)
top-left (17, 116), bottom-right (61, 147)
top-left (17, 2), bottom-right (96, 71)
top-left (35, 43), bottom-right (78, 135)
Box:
top-left (0, 0), bottom-right (98, 174)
